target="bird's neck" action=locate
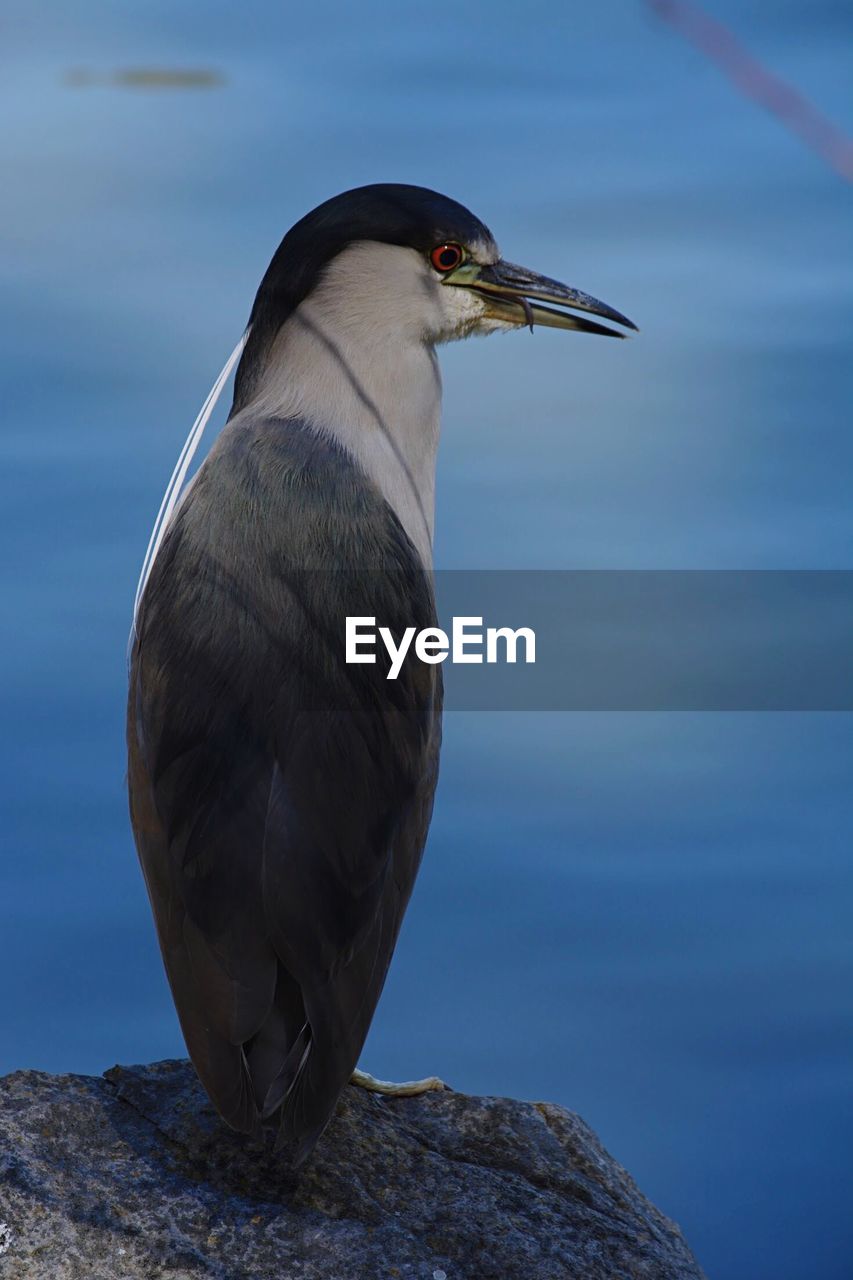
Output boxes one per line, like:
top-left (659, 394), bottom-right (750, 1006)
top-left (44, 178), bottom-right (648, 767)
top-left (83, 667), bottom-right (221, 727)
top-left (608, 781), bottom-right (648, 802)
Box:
top-left (248, 301), bottom-right (442, 569)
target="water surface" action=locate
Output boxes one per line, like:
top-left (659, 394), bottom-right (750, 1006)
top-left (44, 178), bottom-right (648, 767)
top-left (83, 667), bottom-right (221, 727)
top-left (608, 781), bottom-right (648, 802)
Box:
top-left (2, 4), bottom-right (851, 1277)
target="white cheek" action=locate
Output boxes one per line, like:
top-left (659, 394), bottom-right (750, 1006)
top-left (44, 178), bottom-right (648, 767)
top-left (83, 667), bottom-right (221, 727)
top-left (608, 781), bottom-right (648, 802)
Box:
top-left (435, 283), bottom-right (521, 342)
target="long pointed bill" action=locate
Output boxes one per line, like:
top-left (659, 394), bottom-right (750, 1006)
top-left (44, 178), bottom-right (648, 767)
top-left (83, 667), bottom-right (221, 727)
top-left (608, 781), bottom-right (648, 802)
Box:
top-left (443, 260), bottom-right (637, 338)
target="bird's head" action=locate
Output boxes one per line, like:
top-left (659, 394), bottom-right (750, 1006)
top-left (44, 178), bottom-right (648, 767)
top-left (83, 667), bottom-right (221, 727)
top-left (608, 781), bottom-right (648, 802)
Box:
top-left (232, 184), bottom-right (635, 411)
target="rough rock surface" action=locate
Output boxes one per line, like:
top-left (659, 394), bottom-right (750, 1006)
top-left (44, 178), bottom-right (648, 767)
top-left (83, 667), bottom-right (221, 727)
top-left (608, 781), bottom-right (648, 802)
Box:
top-left (0, 1058), bottom-right (706, 1279)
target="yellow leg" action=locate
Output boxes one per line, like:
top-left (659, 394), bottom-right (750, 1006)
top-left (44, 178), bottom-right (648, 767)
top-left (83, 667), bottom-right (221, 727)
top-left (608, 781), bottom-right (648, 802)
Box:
top-left (350, 1067), bottom-right (447, 1096)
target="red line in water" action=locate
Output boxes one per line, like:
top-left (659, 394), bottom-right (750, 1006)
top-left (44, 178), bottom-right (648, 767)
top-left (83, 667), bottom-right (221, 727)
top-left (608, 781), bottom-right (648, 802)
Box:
top-left (646, 0), bottom-right (853, 183)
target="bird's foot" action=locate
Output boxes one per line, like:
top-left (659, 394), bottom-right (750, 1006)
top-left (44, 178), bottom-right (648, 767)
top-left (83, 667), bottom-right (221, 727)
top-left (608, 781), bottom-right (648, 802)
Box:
top-left (350, 1067), bottom-right (448, 1096)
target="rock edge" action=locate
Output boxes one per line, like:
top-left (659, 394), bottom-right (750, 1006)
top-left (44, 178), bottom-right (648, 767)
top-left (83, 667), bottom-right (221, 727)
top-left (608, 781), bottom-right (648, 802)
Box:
top-left (0, 1058), bottom-right (706, 1279)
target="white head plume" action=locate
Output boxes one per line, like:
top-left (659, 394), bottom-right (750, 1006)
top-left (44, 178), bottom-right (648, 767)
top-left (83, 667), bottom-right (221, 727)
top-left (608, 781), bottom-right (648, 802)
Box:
top-left (129, 329), bottom-right (249, 654)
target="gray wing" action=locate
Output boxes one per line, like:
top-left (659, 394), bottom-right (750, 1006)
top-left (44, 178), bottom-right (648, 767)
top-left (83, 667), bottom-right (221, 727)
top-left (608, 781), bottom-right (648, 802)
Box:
top-left (128, 415), bottom-right (441, 1162)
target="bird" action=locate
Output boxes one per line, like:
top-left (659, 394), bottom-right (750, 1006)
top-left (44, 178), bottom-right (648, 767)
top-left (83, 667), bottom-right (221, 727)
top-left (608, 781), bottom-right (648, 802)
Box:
top-left (127, 183), bottom-right (635, 1165)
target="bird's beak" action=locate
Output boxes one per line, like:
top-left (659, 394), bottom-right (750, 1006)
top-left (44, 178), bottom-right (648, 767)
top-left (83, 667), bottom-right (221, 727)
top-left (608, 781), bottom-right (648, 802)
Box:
top-left (442, 259), bottom-right (637, 338)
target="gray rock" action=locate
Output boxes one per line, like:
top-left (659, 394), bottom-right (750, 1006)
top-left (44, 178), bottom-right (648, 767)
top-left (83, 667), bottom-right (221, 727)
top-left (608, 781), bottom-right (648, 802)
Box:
top-left (0, 1058), bottom-right (706, 1279)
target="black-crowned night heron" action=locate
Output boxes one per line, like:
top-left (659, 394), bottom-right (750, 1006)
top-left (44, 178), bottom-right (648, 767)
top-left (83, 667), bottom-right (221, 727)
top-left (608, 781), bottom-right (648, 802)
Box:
top-left (127, 184), bottom-right (634, 1164)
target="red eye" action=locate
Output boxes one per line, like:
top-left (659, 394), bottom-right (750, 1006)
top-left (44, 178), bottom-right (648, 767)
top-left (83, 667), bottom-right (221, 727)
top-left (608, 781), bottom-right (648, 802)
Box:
top-left (430, 243), bottom-right (464, 272)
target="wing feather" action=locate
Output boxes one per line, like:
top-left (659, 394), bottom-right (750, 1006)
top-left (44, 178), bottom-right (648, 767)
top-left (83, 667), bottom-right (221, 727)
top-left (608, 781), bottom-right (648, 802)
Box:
top-left (128, 412), bottom-right (441, 1159)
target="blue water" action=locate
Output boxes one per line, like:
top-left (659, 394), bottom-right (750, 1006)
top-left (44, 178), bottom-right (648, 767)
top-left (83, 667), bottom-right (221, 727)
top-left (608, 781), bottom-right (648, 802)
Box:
top-left (2, 3), bottom-right (852, 1276)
